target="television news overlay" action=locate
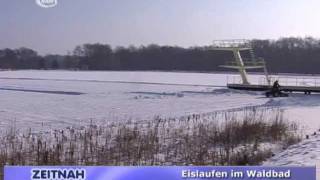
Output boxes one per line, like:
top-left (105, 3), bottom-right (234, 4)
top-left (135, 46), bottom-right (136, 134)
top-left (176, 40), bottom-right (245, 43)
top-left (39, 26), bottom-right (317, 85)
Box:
top-left (4, 166), bottom-right (316, 180)
top-left (3, 0), bottom-right (320, 180)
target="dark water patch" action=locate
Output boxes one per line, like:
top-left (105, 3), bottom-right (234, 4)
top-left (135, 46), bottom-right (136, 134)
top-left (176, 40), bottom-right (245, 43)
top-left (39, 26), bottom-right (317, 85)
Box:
top-left (0, 77), bottom-right (225, 87)
top-left (182, 88), bottom-right (232, 95)
top-left (130, 91), bottom-right (180, 96)
top-left (0, 87), bottom-right (84, 95)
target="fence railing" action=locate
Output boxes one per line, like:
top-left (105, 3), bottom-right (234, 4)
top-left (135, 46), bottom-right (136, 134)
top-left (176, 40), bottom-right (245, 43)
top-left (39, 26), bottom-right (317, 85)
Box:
top-left (212, 39), bottom-right (251, 48)
top-left (227, 75), bottom-right (320, 87)
top-left (270, 76), bottom-right (320, 87)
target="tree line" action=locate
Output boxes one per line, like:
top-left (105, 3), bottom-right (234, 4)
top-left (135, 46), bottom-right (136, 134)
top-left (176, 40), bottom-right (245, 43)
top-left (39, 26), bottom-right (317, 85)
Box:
top-left (1, 37), bottom-right (320, 74)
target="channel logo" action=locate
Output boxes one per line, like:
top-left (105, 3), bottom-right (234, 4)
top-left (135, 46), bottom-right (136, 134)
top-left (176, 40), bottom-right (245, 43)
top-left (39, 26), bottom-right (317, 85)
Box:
top-left (35, 0), bottom-right (58, 8)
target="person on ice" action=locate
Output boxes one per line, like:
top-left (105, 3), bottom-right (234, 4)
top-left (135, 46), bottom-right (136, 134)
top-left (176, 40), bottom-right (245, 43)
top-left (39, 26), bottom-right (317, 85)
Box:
top-left (270, 80), bottom-right (282, 96)
top-left (266, 80), bottom-right (281, 97)
top-left (272, 80), bottom-right (280, 92)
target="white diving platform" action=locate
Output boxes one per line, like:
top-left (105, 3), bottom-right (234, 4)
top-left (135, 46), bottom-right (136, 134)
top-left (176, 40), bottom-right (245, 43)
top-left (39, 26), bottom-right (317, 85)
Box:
top-left (213, 39), bottom-right (320, 94)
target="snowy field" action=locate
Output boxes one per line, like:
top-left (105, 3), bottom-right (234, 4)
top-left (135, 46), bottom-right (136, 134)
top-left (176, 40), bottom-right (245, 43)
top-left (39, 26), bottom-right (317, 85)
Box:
top-left (0, 70), bottom-right (270, 132)
top-left (1, 70), bottom-right (320, 132)
top-left (1, 70), bottom-right (320, 175)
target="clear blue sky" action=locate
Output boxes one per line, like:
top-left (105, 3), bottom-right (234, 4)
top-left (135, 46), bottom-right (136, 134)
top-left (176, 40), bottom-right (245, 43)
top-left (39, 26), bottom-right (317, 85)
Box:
top-left (1, 0), bottom-right (320, 55)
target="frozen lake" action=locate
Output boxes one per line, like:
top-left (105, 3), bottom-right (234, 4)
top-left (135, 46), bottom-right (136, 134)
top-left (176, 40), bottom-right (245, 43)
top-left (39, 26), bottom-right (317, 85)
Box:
top-left (0, 70), bottom-right (320, 134)
top-left (0, 70), bottom-right (267, 131)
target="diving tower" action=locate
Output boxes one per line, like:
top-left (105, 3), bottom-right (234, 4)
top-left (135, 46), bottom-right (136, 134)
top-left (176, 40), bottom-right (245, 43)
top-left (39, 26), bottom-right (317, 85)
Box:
top-left (212, 39), bottom-right (271, 85)
top-left (213, 39), bottom-right (320, 95)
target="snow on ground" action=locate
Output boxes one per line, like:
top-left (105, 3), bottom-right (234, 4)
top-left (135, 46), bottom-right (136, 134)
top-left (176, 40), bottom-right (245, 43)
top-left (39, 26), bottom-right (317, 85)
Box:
top-left (264, 134), bottom-right (320, 178)
top-left (264, 94), bottom-right (320, 134)
top-left (1, 70), bottom-right (320, 176)
top-left (1, 70), bottom-right (320, 133)
top-left (265, 134), bottom-right (320, 166)
top-left (0, 70), bottom-right (230, 86)
top-left (0, 70), bottom-right (270, 132)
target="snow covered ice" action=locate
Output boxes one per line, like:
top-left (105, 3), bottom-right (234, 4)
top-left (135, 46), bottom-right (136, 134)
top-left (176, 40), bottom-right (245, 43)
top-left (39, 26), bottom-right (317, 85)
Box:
top-left (1, 70), bottom-right (319, 132)
top-left (1, 70), bottom-right (320, 178)
top-left (1, 70), bottom-right (320, 133)
top-left (0, 70), bottom-right (270, 132)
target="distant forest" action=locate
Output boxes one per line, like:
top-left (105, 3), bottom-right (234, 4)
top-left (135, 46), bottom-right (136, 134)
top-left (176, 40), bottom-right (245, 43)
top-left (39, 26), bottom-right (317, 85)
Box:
top-left (1, 37), bottom-right (320, 74)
